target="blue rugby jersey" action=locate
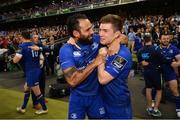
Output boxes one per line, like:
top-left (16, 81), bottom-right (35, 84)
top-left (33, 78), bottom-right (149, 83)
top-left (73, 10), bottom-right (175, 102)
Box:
top-left (18, 42), bottom-right (40, 72)
top-left (59, 34), bottom-right (101, 96)
top-left (138, 45), bottom-right (168, 70)
top-left (101, 45), bottom-right (132, 104)
top-left (159, 44), bottom-right (180, 73)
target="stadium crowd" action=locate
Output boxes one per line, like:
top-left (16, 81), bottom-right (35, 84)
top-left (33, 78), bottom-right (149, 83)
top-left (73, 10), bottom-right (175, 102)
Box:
top-left (0, 0), bottom-right (115, 21)
top-left (1, 14), bottom-right (180, 71)
top-left (0, 25), bottom-right (68, 72)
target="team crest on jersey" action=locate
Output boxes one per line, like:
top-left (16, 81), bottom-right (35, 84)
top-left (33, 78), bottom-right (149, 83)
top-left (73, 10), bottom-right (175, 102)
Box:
top-left (112, 56), bottom-right (127, 70)
top-left (70, 113), bottom-right (77, 119)
top-left (99, 107), bottom-right (105, 115)
top-left (73, 51), bottom-right (81, 57)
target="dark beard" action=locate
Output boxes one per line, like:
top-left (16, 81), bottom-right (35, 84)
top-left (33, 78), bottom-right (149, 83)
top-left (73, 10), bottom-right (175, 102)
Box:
top-left (78, 37), bottom-right (93, 45)
top-left (161, 42), bottom-right (169, 47)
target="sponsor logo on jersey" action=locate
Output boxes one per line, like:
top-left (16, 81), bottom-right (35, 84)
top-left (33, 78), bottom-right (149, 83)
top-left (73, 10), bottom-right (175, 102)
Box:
top-left (73, 51), bottom-right (81, 57)
top-left (141, 53), bottom-right (150, 60)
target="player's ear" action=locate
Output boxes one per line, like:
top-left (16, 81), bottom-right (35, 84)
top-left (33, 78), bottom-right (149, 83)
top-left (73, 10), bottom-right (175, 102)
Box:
top-left (114, 31), bottom-right (121, 39)
top-left (73, 30), bottom-right (80, 38)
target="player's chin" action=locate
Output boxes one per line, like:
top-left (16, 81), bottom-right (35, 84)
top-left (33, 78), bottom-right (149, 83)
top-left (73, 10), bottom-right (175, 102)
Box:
top-left (164, 42), bottom-right (169, 46)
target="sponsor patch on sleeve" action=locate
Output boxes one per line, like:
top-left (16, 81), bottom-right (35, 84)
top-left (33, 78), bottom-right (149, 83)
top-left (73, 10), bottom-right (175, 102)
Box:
top-left (112, 55), bottom-right (127, 70)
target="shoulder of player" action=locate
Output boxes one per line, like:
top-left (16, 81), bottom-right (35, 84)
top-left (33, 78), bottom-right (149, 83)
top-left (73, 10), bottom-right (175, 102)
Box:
top-left (170, 44), bottom-right (178, 50)
top-left (61, 43), bottom-right (73, 49)
top-left (119, 45), bottom-right (131, 55)
top-left (151, 45), bottom-right (159, 51)
top-left (59, 43), bottom-right (74, 55)
top-left (18, 43), bottom-right (26, 49)
top-left (114, 46), bottom-right (132, 61)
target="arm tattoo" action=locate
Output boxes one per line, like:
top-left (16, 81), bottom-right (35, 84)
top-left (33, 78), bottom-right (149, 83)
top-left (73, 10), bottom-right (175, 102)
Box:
top-left (64, 67), bottom-right (77, 78)
top-left (78, 69), bottom-right (83, 73)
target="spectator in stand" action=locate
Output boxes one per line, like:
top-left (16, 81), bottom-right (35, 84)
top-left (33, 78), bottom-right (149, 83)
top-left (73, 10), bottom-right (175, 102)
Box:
top-left (128, 27), bottom-right (136, 52)
top-left (152, 27), bottom-right (161, 46)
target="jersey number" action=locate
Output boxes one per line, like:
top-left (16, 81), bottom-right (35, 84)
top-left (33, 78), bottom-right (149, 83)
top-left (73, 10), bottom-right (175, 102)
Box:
top-left (31, 50), bottom-right (38, 58)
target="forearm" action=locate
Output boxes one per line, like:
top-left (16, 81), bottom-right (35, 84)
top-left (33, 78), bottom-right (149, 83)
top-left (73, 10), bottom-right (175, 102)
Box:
top-left (173, 67), bottom-right (179, 76)
top-left (98, 63), bottom-right (107, 85)
top-left (66, 61), bottom-right (97, 87)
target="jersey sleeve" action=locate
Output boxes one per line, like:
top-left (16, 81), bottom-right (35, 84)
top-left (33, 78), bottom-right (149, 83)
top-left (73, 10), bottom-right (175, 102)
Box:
top-left (104, 55), bottom-right (129, 78)
top-left (155, 47), bottom-right (171, 64)
top-left (59, 45), bottom-right (75, 70)
top-left (173, 46), bottom-right (180, 57)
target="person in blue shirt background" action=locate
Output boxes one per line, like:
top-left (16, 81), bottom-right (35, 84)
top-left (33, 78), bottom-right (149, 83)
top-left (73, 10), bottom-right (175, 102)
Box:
top-left (158, 34), bottom-right (180, 117)
top-left (133, 31), bottom-right (143, 53)
top-left (13, 31), bottom-right (48, 115)
top-left (30, 34), bottom-right (50, 110)
top-left (138, 35), bottom-right (172, 117)
top-left (98, 14), bottom-right (132, 119)
top-left (128, 27), bottom-right (136, 52)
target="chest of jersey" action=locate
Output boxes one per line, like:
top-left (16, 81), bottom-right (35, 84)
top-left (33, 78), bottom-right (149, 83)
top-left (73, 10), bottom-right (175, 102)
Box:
top-left (161, 47), bottom-right (175, 60)
top-left (73, 42), bottom-right (99, 70)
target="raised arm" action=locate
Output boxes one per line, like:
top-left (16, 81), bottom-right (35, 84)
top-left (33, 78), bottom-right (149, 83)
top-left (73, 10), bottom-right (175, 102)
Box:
top-left (98, 47), bottom-right (114, 85)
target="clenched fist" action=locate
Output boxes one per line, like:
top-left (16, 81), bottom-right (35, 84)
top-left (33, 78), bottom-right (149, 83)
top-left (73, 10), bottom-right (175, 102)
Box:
top-left (99, 47), bottom-right (108, 57)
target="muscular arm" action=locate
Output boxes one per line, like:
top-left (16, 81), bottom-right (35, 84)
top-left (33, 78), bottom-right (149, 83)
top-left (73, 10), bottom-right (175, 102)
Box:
top-left (29, 44), bottom-right (50, 52)
top-left (63, 55), bottom-right (104, 87)
top-left (98, 47), bottom-right (114, 85)
top-left (175, 55), bottom-right (180, 65)
top-left (173, 55), bottom-right (180, 76)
